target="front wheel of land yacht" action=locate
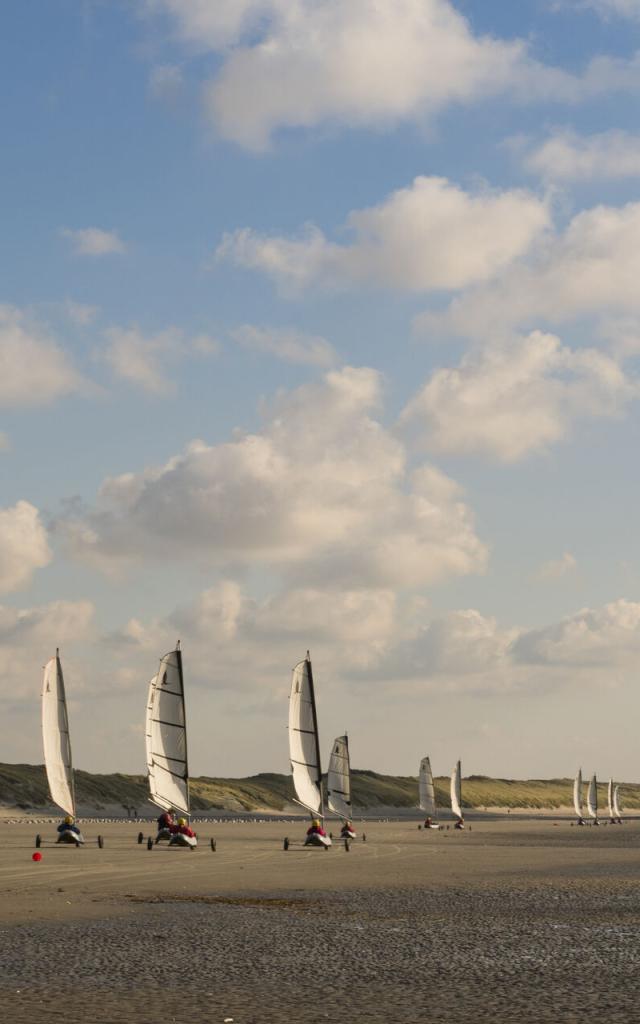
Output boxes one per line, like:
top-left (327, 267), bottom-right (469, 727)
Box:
top-left (147, 837), bottom-right (153, 850)
top-left (35, 834), bottom-right (41, 848)
top-left (210, 838), bottom-right (216, 852)
top-left (362, 833), bottom-right (366, 842)
top-left (344, 839), bottom-right (350, 852)
top-left (97, 835), bottom-right (104, 849)
top-left (283, 837), bottom-right (289, 851)
top-left (137, 831), bottom-right (144, 845)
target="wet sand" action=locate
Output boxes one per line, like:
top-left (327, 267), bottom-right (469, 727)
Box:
top-left (1, 817), bottom-right (640, 1022)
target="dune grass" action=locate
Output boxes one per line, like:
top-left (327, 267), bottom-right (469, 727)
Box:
top-left (1, 763), bottom-right (637, 813)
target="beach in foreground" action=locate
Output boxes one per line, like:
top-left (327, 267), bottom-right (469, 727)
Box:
top-left (1, 817), bottom-right (640, 1022)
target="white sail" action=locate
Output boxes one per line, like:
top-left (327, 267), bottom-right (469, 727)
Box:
top-left (41, 651), bottom-right (75, 817)
top-left (613, 784), bottom-right (622, 819)
top-left (587, 773), bottom-right (598, 819)
top-left (573, 769), bottom-right (583, 818)
top-left (147, 646), bottom-right (189, 816)
top-left (145, 673), bottom-right (158, 795)
top-left (451, 759), bottom-right (462, 819)
top-left (607, 778), bottom-right (614, 819)
top-left (327, 734), bottom-right (351, 819)
top-left (288, 654), bottom-right (323, 816)
top-left (419, 756), bottom-right (436, 816)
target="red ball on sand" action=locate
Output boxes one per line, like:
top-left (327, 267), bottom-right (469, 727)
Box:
top-left (32, 852), bottom-right (42, 862)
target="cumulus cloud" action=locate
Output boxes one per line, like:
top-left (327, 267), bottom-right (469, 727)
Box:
top-left (0, 306), bottom-right (84, 407)
top-left (0, 599), bottom-right (95, 701)
top-left (525, 129), bottom-right (640, 181)
top-left (64, 301), bottom-right (99, 326)
top-left (570, 0), bottom-right (640, 19)
top-left (59, 366), bottom-right (487, 587)
top-left (148, 0), bottom-right (640, 149)
top-left (148, 63), bottom-right (184, 103)
top-left (534, 552), bottom-right (578, 581)
top-left (101, 326), bottom-right (219, 393)
top-left (420, 199), bottom-right (640, 339)
top-left (512, 599), bottom-right (640, 666)
top-left (402, 332), bottom-right (637, 461)
top-left (0, 502), bottom-right (52, 594)
top-left (231, 325), bottom-right (337, 366)
top-left (62, 227), bottom-right (126, 256)
top-left (217, 177), bottom-right (550, 293)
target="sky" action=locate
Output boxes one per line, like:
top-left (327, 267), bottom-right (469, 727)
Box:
top-left (2, 0), bottom-right (640, 781)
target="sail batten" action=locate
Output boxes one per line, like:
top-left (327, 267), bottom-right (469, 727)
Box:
top-left (607, 778), bottom-right (614, 819)
top-left (451, 760), bottom-right (462, 819)
top-left (327, 735), bottom-right (351, 819)
top-left (41, 652), bottom-right (76, 817)
top-left (419, 756), bottom-right (436, 816)
top-left (147, 648), bottom-right (189, 816)
top-left (288, 655), bottom-right (323, 816)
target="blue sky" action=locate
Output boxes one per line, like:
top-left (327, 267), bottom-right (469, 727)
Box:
top-left (3, 0), bottom-right (640, 781)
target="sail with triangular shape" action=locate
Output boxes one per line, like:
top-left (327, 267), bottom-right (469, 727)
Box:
top-left (613, 784), bottom-right (622, 819)
top-left (573, 769), bottom-right (583, 818)
top-left (145, 673), bottom-right (158, 798)
top-left (147, 646), bottom-right (189, 816)
top-left (587, 774), bottom-right (598, 819)
top-left (419, 756), bottom-right (436, 816)
top-left (327, 734), bottom-right (351, 819)
top-left (607, 778), bottom-right (614, 819)
top-left (288, 654), bottom-right (323, 817)
top-left (451, 759), bottom-right (462, 819)
top-left (42, 650), bottom-right (75, 817)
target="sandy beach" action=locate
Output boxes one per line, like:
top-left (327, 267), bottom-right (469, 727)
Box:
top-left (1, 816), bottom-right (639, 1022)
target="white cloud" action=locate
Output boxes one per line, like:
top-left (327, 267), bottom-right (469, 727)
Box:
top-left (0, 502), bottom-right (52, 595)
top-left (402, 332), bottom-right (637, 461)
top-left (148, 63), bottom-right (184, 103)
top-left (217, 176), bottom-right (550, 293)
top-left (62, 227), bottom-right (126, 256)
top-left (60, 366), bottom-right (487, 587)
top-left (525, 129), bottom-right (640, 181)
top-left (420, 200), bottom-right (640, 339)
top-left (534, 552), bottom-right (578, 581)
top-left (0, 305), bottom-right (85, 407)
top-left (101, 326), bottom-right (218, 393)
top-left (149, 0), bottom-right (640, 149)
top-left (572, 0), bottom-right (640, 19)
top-left (204, 0), bottom-right (523, 150)
top-left (65, 300), bottom-right (99, 326)
top-left (0, 599), bottom-right (94, 701)
top-left (512, 599), bottom-right (640, 666)
top-left (231, 325), bottom-right (337, 366)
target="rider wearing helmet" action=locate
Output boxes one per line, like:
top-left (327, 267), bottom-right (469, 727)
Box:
top-left (171, 816), bottom-right (196, 838)
top-left (57, 815), bottom-right (81, 835)
top-left (306, 819), bottom-right (327, 837)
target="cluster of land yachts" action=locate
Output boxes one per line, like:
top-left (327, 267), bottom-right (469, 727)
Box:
top-left (39, 647), bottom-right (625, 852)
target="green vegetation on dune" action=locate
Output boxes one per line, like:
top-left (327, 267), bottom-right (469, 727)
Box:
top-left (1, 763), bottom-right (638, 813)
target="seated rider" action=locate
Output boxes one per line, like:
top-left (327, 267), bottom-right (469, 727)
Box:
top-left (170, 817), bottom-right (196, 838)
top-left (340, 820), bottom-right (355, 835)
top-left (157, 809), bottom-right (175, 831)
top-left (58, 815), bottom-right (80, 835)
top-left (424, 816), bottom-right (433, 828)
top-left (306, 819), bottom-right (326, 837)
top-left (454, 816), bottom-right (464, 830)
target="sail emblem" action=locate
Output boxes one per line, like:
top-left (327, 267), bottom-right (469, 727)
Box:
top-left (161, 671), bottom-right (168, 686)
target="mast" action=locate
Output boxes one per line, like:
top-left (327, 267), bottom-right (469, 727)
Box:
top-left (175, 640), bottom-right (190, 819)
top-left (306, 651), bottom-right (324, 819)
top-left (57, 648), bottom-right (76, 818)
